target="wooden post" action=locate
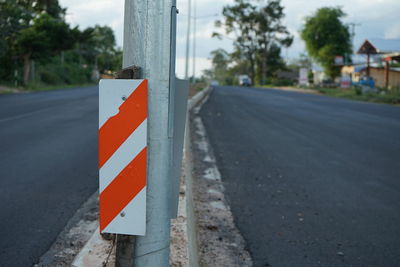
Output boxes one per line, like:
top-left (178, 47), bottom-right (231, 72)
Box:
top-left (115, 66), bottom-right (141, 80)
top-left (385, 60), bottom-right (390, 88)
top-left (115, 235), bottom-right (135, 267)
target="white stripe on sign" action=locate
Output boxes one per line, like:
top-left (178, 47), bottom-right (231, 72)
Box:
top-left (99, 119), bottom-right (147, 193)
top-left (103, 187), bottom-right (146, 235)
top-left (98, 79), bottom-right (144, 128)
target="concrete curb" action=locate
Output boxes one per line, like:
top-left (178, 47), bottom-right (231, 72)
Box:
top-left (183, 86), bottom-right (213, 267)
top-left (71, 86), bottom-right (213, 267)
top-left (189, 96), bottom-right (253, 266)
top-left (188, 87), bottom-right (212, 110)
top-left (72, 227), bottom-right (115, 267)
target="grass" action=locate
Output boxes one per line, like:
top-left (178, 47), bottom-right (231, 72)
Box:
top-left (311, 87), bottom-right (400, 105)
top-left (0, 82), bottom-right (96, 94)
top-left (189, 82), bottom-right (207, 97)
top-left (26, 82), bottom-right (96, 92)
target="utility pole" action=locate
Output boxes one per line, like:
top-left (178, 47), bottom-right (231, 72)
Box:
top-left (347, 22), bottom-right (360, 65)
top-left (122, 0), bottom-right (177, 266)
top-left (348, 22), bottom-right (360, 51)
top-left (192, 0), bottom-right (196, 83)
top-left (185, 0), bottom-right (192, 79)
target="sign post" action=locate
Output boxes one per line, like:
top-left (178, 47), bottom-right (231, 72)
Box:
top-left (299, 68), bottom-right (309, 86)
top-left (99, 1), bottom-right (182, 265)
top-left (122, 0), bottom-right (177, 266)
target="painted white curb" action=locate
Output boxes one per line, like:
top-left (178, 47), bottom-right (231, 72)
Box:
top-left (72, 228), bottom-right (114, 267)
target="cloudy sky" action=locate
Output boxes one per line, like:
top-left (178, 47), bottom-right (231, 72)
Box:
top-left (59, 0), bottom-right (400, 78)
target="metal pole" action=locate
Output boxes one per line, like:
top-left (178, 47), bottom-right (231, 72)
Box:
top-left (123, 0), bottom-right (176, 266)
top-left (192, 0), bottom-right (196, 82)
top-left (185, 0), bottom-right (191, 79)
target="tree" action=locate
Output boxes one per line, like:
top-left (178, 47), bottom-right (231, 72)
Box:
top-left (256, 43), bottom-right (287, 82)
top-left (300, 7), bottom-right (351, 79)
top-left (207, 48), bottom-right (234, 85)
top-left (91, 25), bottom-right (117, 72)
top-left (0, 0), bottom-right (72, 84)
top-left (15, 13), bottom-right (73, 84)
top-left (214, 0), bottom-right (292, 84)
top-left (253, 0), bottom-right (293, 84)
top-left (76, 25), bottom-right (118, 72)
top-left (0, 0), bottom-right (32, 80)
top-left (32, 0), bottom-right (65, 18)
top-left (0, 0), bottom-right (122, 86)
top-left (213, 0), bottom-right (257, 81)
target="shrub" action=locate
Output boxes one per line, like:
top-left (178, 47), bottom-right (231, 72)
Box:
top-left (40, 70), bottom-right (59, 84)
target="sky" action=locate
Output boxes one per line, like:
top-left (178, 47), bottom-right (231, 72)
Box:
top-left (59, 0), bottom-right (400, 78)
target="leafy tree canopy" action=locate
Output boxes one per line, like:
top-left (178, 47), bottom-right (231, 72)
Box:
top-left (0, 0), bottom-right (122, 85)
top-left (214, 0), bottom-right (292, 85)
top-left (16, 13), bottom-right (73, 60)
top-left (206, 49), bottom-right (234, 85)
top-left (300, 7), bottom-right (351, 79)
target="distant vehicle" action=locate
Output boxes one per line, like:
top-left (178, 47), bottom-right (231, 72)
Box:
top-left (239, 75), bottom-right (252, 86)
top-left (354, 76), bottom-right (377, 94)
top-left (210, 80), bottom-right (219, 86)
top-left (358, 76), bottom-right (375, 88)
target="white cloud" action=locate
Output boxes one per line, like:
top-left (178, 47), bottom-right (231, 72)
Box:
top-left (176, 57), bottom-right (211, 79)
top-left (385, 23), bottom-right (400, 39)
top-left (60, 0), bottom-right (125, 47)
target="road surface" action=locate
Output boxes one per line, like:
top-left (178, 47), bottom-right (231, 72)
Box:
top-left (200, 86), bottom-right (400, 266)
top-left (0, 87), bottom-right (98, 266)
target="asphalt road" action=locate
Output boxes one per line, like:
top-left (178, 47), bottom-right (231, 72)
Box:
top-left (200, 86), bottom-right (400, 267)
top-left (0, 87), bottom-right (98, 266)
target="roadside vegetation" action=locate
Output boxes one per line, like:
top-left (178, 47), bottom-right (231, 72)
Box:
top-left (300, 7), bottom-right (352, 79)
top-left (0, 0), bottom-right (121, 92)
top-left (262, 85), bottom-right (400, 105)
top-left (189, 81), bottom-right (208, 97)
top-left (312, 86), bottom-right (400, 105)
top-left (204, 2), bottom-right (400, 106)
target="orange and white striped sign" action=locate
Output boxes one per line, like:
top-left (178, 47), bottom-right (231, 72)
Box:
top-left (98, 79), bottom-right (147, 236)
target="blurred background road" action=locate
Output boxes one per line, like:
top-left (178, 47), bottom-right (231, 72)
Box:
top-left (0, 86), bottom-right (98, 266)
top-left (200, 86), bottom-right (400, 266)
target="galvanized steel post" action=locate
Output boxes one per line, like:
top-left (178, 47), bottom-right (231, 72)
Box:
top-left (185, 0), bottom-right (191, 79)
top-left (123, 0), bottom-right (177, 266)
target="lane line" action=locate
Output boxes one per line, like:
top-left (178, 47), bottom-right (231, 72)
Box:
top-left (0, 107), bottom-right (55, 123)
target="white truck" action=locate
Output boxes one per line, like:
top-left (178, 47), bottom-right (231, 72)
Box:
top-left (238, 75), bottom-right (252, 86)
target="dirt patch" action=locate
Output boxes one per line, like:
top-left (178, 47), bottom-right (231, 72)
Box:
top-left (0, 85), bottom-right (22, 94)
top-left (34, 192), bottom-right (99, 267)
top-left (170, 170), bottom-right (190, 267)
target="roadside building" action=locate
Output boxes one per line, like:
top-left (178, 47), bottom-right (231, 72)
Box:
top-left (346, 38), bottom-right (400, 88)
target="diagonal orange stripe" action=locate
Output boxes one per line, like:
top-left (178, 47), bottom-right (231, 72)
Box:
top-left (99, 147), bottom-right (147, 232)
top-left (99, 80), bottom-right (147, 168)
